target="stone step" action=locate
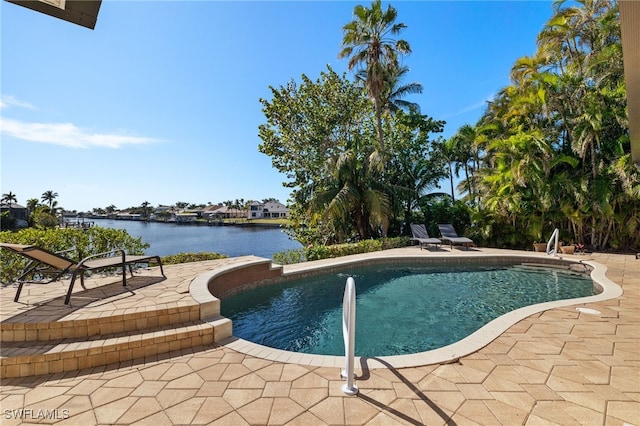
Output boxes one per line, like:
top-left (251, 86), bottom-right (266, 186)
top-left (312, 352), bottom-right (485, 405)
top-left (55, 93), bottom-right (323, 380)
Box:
top-left (0, 316), bottom-right (231, 378)
top-left (1, 304), bottom-right (202, 342)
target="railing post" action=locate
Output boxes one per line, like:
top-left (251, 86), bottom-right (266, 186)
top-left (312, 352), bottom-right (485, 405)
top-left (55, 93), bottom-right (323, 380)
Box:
top-left (546, 228), bottom-right (559, 257)
top-left (341, 276), bottom-right (358, 395)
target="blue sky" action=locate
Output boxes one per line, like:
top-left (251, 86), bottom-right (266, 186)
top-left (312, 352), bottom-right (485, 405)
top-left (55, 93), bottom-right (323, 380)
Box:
top-left (1, 1), bottom-right (553, 212)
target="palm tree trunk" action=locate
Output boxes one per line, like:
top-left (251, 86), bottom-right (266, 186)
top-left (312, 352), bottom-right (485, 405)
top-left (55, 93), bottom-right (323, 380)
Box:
top-left (448, 163), bottom-right (455, 202)
top-left (374, 99), bottom-right (384, 151)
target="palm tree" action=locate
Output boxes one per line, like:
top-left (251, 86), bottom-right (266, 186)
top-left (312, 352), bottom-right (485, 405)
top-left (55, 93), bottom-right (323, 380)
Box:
top-left (339, 0), bottom-right (411, 150)
top-left (310, 145), bottom-right (390, 241)
top-left (382, 65), bottom-right (423, 114)
top-left (26, 198), bottom-right (39, 213)
top-left (141, 201), bottom-right (151, 221)
top-left (1, 191), bottom-right (18, 218)
top-left (41, 190), bottom-right (58, 210)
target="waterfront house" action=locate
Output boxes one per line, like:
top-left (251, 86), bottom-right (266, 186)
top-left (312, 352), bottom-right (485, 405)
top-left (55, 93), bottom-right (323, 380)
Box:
top-left (200, 205), bottom-right (223, 219)
top-left (247, 201), bottom-right (289, 219)
top-left (116, 213), bottom-right (142, 220)
top-left (175, 213), bottom-right (197, 223)
top-left (209, 206), bottom-right (245, 219)
top-left (0, 202), bottom-right (29, 228)
top-left (0, 202), bottom-right (28, 222)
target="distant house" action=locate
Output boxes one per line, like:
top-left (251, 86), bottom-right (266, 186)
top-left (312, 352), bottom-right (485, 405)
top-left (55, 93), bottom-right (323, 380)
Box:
top-left (247, 201), bottom-right (289, 219)
top-left (209, 206), bottom-right (245, 219)
top-left (0, 202), bottom-right (29, 227)
top-left (116, 213), bottom-right (142, 221)
top-left (175, 213), bottom-right (197, 223)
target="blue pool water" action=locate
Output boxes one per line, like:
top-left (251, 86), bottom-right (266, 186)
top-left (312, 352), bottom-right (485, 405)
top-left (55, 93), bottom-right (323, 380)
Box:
top-left (221, 263), bottom-right (595, 357)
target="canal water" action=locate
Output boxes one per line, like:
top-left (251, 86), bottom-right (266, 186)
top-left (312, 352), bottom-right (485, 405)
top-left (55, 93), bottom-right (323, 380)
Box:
top-left (90, 219), bottom-right (302, 259)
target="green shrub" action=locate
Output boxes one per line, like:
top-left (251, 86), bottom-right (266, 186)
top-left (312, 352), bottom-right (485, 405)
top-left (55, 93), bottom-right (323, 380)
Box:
top-left (303, 237), bottom-right (412, 262)
top-left (161, 252), bottom-right (227, 265)
top-left (272, 248), bottom-right (306, 265)
top-left (0, 227), bottom-right (149, 284)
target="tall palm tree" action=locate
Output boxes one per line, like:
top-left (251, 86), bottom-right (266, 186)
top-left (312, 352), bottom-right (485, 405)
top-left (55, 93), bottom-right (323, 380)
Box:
top-left (339, 0), bottom-right (411, 150)
top-left (141, 201), bottom-right (151, 221)
top-left (41, 190), bottom-right (58, 210)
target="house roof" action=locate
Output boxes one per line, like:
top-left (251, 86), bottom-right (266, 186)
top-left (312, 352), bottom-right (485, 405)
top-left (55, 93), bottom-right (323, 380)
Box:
top-left (6, 0), bottom-right (102, 29)
top-left (0, 203), bottom-right (26, 209)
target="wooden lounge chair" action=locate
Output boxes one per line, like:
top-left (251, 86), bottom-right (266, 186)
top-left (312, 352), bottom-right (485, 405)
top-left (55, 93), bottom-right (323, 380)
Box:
top-left (437, 224), bottom-right (474, 250)
top-left (0, 243), bottom-right (165, 305)
top-left (409, 224), bottom-right (441, 249)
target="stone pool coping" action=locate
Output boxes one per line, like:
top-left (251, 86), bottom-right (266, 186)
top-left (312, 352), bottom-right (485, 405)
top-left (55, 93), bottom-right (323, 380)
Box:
top-left (189, 250), bottom-right (623, 369)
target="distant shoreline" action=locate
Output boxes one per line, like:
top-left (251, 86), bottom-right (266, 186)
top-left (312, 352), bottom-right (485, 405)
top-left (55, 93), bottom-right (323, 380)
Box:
top-left (67, 217), bottom-right (286, 229)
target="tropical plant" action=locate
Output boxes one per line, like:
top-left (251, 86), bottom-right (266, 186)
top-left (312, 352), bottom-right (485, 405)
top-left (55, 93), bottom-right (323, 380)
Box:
top-left (456, 0), bottom-right (638, 250)
top-left (41, 190), bottom-right (58, 210)
top-left (339, 0), bottom-right (411, 150)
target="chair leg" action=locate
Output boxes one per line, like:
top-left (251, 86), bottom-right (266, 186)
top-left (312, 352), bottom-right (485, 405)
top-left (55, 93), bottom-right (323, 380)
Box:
top-left (65, 273), bottom-right (78, 305)
top-left (14, 282), bottom-right (25, 302)
top-left (155, 256), bottom-right (165, 277)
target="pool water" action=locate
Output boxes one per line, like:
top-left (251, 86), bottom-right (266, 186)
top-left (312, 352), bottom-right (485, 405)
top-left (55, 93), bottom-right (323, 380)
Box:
top-left (221, 263), bottom-right (595, 357)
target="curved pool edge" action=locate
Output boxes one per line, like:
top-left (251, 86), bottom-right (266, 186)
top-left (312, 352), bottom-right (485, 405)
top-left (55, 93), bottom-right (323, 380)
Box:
top-left (189, 251), bottom-right (623, 370)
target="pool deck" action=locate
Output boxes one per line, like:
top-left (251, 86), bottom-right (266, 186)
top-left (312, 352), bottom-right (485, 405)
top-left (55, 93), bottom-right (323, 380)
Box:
top-left (1, 247), bottom-right (638, 425)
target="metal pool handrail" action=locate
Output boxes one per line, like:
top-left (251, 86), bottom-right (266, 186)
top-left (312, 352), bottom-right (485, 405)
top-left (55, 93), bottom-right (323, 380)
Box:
top-left (546, 228), bottom-right (560, 256)
top-left (341, 276), bottom-right (358, 395)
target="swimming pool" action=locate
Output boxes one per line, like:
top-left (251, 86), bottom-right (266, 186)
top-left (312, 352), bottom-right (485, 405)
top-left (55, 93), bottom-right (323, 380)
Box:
top-left (220, 262), bottom-right (596, 357)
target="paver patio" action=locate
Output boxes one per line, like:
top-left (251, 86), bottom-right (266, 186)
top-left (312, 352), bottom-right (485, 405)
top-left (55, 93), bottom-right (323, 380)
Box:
top-left (0, 248), bottom-right (638, 425)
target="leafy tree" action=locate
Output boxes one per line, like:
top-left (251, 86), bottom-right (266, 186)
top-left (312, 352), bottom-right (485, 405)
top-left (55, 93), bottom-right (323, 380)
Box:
top-left (31, 205), bottom-right (59, 229)
top-left (383, 110), bottom-right (446, 232)
top-left (259, 66), bottom-right (371, 243)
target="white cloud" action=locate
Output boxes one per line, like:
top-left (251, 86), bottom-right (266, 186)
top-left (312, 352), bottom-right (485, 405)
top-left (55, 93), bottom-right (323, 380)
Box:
top-left (0, 95), bottom-right (36, 110)
top-left (0, 117), bottom-right (159, 149)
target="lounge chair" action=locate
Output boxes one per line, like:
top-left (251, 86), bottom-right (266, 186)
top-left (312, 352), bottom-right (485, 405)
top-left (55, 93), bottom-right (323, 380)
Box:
top-left (437, 224), bottom-right (474, 250)
top-left (409, 224), bottom-right (441, 249)
top-left (0, 243), bottom-right (165, 305)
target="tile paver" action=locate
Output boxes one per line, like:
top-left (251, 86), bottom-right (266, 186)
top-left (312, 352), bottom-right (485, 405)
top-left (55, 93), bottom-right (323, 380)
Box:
top-left (1, 249), bottom-right (638, 425)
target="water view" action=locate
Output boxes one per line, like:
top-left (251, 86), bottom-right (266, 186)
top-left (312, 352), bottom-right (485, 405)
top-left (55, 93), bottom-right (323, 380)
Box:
top-left (91, 219), bottom-right (301, 259)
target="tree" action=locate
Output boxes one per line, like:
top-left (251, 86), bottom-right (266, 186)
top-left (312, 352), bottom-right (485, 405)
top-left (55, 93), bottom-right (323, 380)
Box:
top-left (384, 110), bottom-right (446, 230)
top-left (464, 0), bottom-right (637, 250)
top-left (309, 143), bottom-right (390, 241)
top-left (31, 205), bottom-right (59, 229)
top-left (381, 65), bottom-right (423, 115)
top-left (141, 201), bottom-right (151, 220)
top-left (1, 192), bottom-right (18, 228)
top-left (339, 0), bottom-right (411, 150)
top-left (1, 191), bottom-right (17, 210)
top-left (41, 190), bottom-right (58, 210)
top-left (26, 198), bottom-right (39, 212)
